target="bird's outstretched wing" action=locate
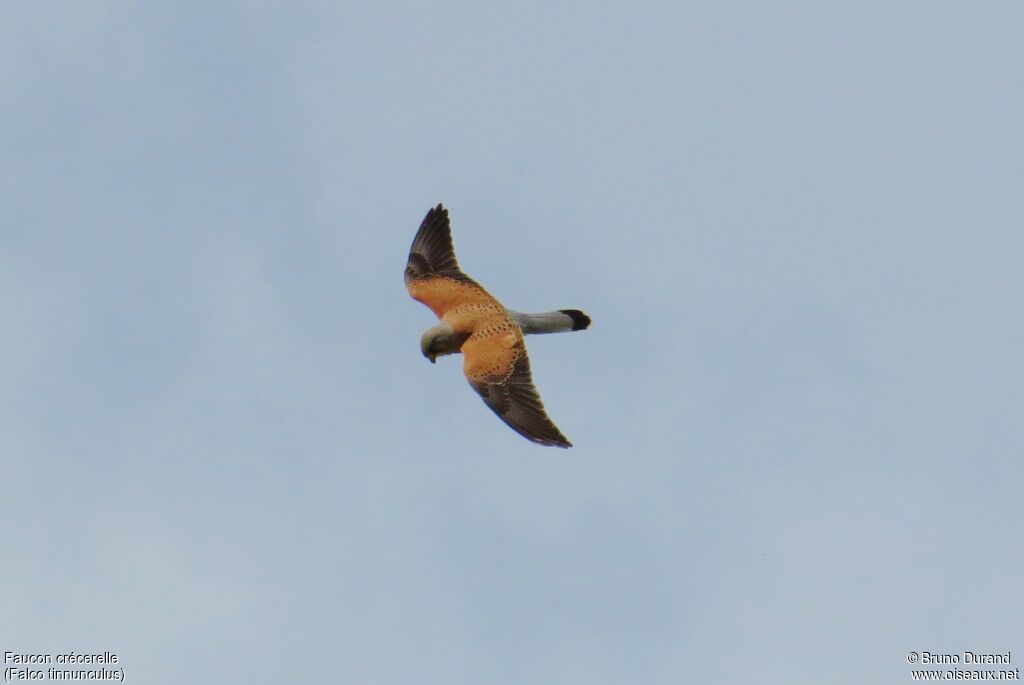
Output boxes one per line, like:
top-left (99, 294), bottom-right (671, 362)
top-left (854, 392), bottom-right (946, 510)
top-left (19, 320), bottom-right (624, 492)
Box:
top-left (405, 204), bottom-right (498, 318)
top-left (463, 328), bottom-right (572, 448)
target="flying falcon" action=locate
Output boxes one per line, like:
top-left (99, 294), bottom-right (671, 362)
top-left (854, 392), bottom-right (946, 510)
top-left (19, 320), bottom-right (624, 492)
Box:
top-left (405, 203), bottom-right (590, 448)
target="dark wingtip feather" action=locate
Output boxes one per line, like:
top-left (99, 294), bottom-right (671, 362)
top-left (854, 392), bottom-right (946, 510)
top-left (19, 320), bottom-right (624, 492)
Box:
top-left (560, 309), bottom-right (591, 331)
top-left (419, 202), bottom-right (446, 227)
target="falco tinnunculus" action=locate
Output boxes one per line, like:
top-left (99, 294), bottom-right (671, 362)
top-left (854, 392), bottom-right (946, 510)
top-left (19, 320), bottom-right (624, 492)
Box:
top-left (405, 204), bottom-right (590, 448)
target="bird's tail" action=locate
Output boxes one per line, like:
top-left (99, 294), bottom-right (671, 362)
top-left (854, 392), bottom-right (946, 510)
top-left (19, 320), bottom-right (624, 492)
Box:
top-left (509, 309), bottom-right (591, 335)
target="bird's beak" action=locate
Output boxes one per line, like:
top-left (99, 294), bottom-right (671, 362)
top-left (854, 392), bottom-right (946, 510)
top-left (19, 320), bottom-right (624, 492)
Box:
top-left (429, 355), bottom-right (436, 364)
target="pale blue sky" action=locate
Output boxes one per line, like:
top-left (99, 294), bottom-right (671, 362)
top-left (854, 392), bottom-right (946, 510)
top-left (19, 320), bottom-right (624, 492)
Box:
top-left (2, 3), bottom-right (1022, 683)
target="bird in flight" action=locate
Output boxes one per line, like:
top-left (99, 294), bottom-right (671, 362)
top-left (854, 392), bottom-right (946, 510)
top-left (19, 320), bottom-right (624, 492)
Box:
top-left (405, 204), bottom-right (590, 448)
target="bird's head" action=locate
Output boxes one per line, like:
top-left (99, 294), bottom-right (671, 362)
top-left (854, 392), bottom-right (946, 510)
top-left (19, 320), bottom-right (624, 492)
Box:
top-left (420, 333), bottom-right (438, 363)
top-left (420, 324), bottom-right (457, 364)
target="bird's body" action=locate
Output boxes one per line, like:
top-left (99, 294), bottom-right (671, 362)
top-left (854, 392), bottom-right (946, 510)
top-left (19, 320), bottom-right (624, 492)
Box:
top-left (405, 204), bottom-right (590, 448)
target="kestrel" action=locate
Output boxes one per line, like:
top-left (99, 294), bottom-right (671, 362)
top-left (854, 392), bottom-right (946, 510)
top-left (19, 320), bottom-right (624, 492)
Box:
top-left (405, 203), bottom-right (590, 448)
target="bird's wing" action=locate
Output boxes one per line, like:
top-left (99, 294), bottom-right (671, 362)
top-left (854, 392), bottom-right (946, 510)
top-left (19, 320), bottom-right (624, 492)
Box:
top-left (405, 204), bottom-right (499, 318)
top-left (462, 324), bottom-right (572, 448)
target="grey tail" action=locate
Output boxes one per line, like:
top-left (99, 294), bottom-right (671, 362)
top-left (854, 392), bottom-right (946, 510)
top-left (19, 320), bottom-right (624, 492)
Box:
top-left (509, 309), bottom-right (591, 335)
